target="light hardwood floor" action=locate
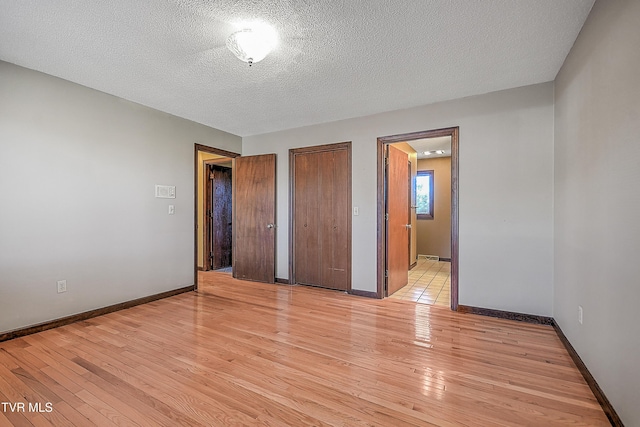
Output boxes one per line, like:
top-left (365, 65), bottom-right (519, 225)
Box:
top-left (0, 272), bottom-right (608, 426)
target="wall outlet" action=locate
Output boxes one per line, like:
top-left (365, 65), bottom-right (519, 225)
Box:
top-left (578, 305), bottom-right (583, 324)
top-left (57, 280), bottom-right (67, 293)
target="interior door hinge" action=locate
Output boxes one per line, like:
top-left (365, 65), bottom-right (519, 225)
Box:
top-left (385, 213), bottom-right (389, 221)
top-left (385, 270), bottom-right (388, 278)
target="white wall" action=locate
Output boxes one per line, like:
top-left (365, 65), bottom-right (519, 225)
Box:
top-left (0, 61), bottom-right (241, 333)
top-left (554, 0), bottom-right (640, 424)
top-left (244, 82), bottom-right (554, 316)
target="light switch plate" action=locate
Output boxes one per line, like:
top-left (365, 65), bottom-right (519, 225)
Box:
top-left (155, 185), bottom-right (176, 199)
top-left (578, 305), bottom-right (583, 324)
top-left (57, 280), bottom-right (67, 293)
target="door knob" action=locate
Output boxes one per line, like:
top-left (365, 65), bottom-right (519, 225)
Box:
top-left (405, 224), bottom-right (412, 229)
top-left (267, 223), bottom-right (275, 229)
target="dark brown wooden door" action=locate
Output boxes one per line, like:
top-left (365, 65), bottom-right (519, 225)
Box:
top-left (233, 154), bottom-right (276, 283)
top-left (294, 151), bottom-right (320, 286)
top-left (327, 148), bottom-right (349, 290)
top-left (386, 145), bottom-right (409, 296)
top-left (207, 165), bottom-right (232, 270)
top-left (292, 144), bottom-right (351, 291)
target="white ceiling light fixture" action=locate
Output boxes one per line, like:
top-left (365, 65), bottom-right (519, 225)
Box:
top-left (226, 24), bottom-right (278, 67)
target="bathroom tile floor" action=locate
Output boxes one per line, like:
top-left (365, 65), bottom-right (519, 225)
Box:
top-left (388, 258), bottom-right (450, 307)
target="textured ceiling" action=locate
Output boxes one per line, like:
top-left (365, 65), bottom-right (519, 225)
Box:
top-left (0, 0), bottom-right (594, 137)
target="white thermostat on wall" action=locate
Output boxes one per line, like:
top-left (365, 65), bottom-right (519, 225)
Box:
top-left (155, 185), bottom-right (176, 198)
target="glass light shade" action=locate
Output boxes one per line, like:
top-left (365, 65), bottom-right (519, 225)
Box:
top-left (226, 28), bottom-right (276, 65)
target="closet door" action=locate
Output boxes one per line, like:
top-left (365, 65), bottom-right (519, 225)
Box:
top-left (290, 143), bottom-right (351, 291)
top-left (319, 150), bottom-right (335, 288)
top-left (294, 152), bottom-right (320, 285)
top-left (330, 150), bottom-right (351, 291)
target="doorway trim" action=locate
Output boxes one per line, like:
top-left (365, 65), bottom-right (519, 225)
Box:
top-left (194, 143), bottom-right (240, 290)
top-left (376, 127), bottom-right (459, 310)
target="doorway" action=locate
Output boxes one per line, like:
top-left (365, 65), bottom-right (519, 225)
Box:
top-left (377, 127), bottom-right (459, 310)
top-left (204, 160), bottom-right (233, 271)
top-left (194, 144), bottom-right (239, 287)
top-left (195, 144), bottom-right (278, 288)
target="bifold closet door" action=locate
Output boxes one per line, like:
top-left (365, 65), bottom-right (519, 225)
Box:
top-left (293, 146), bottom-right (350, 291)
top-left (294, 152), bottom-right (321, 286)
top-left (322, 149), bottom-right (348, 291)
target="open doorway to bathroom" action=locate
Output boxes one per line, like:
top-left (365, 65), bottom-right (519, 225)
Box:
top-left (377, 127), bottom-right (459, 310)
top-left (406, 136), bottom-right (452, 307)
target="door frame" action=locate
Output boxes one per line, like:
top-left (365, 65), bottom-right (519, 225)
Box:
top-left (289, 141), bottom-right (352, 292)
top-left (376, 127), bottom-right (459, 310)
top-left (203, 159), bottom-right (233, 271)
top-left (194, 144), bottom-right (240, 290)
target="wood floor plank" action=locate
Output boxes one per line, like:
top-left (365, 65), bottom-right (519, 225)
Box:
top-left (0, 272), bottom-right (610, 426)
top-left (47, 402), bottom-right (96, 427)
top-left (0, 364), bottom-right (54, 426)
top-left (0, 390), bottom-right (35, 427)
top-left (62, 333), bottom-right (273, 426)
top-left (80, 339), bottom-right (334, 427)
top-left (0, 347), bottom-right (86, 415)
top-left (23, 414), bottom-right (54, 427)
top-left (72, 356), bottom-right (196, 427)
top-left (73, 402), bottom-right (121, 427)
